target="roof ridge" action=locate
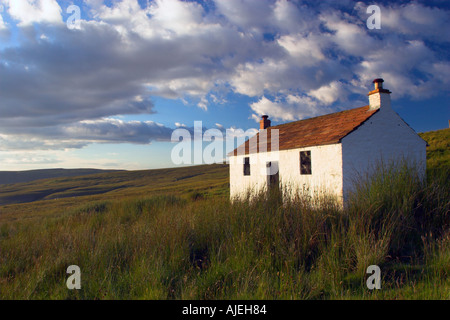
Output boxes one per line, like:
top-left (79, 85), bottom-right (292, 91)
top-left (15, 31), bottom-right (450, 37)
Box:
top-left (268, 105), bottom-right (371, 129)
top-left (230, 104), bottom-right (378, 156)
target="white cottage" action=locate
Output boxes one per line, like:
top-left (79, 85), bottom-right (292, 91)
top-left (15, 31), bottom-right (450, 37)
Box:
top-left (228, 79), bottom-right (427, 204)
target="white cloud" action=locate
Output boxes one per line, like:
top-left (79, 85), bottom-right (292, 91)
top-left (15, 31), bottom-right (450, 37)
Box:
top-left (230, 61), bottom-right (285, 97)
top-left (250, 96), bottom-right (295, 121)
top-left (273, 0), bottom-right (319, 33)
top-left (0, 0), bottom-right (448, 152)
top-left (308, 81), bottom-right (343, 105)
top-left (378, 2), bottom-right (450, 42)
top-left (321, 10), bottom-right (377, 57)
top-left (4, 0), bottom-right (62, 26)
top-left (278, 33), bottom-right (328, 65)
top-left (64, 118), bottom-right (173, 143)
top-left (355, 39), bottom-right (444, 98)
top-left (0, 154), bottom-right (61, 165)
top-left (0, 11), bottom-right (6, 29)
top-left (148, 0), bottom-right (205, 36)
top-left (214, 0), bottom-right (273, 32)
top-left (250, 94), bottom-right (331, 122)
top-left (0, 118), bottom-right (174, 151)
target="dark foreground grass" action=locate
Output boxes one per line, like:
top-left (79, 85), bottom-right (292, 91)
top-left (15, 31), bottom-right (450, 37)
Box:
top-left (0, 163), bottom-right (448, 299)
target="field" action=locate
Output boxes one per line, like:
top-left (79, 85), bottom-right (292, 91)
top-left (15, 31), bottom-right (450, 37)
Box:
top-left (0, 168), bottom-right (123, 186)
top-left (419, 128), bottom-right (450, 173)
top-left (0, 129), bottom-right (448, 299)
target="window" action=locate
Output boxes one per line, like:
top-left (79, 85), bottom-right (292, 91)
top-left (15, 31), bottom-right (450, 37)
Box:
top-left (300, 151), bottom-right (311, 175)
top-left (243, 157), bottom-right (250, 176)
top-left (266, 162), bottom-right (279, 190)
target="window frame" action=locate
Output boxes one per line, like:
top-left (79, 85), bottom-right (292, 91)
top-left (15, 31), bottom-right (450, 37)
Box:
top-left (300, 151), bottom-right (312, 175)
top-left (243, 157), bottom-right (251, 176)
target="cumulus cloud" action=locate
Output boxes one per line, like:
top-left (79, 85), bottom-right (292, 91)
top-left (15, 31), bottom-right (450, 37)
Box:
top-left (364, 2), bottom-right (450, 43)
top-left (0, 11), bottom-right (6, 29)
top-left (214, 0), bottom-right (273, 32)
top-left (0, 154), bottom-right (61, 165)
top-left (3, 0), bottom-right (63, 26)
top-left (0, 134), bottom-right (88, 151)
top-left (249, 94), bottom-right (334, 122)
top-left (0, 118), bottom-right (174, 150)
top-left (308, 81), bottom-right (344, 105)
top-left (64, 118), bottom-right (173, 143)
top-left (0, 0), bottom-right (448, 151)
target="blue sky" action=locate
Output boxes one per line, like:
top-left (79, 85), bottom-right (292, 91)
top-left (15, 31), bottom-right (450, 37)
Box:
top-left (0, 0), bottom-right (449, 170)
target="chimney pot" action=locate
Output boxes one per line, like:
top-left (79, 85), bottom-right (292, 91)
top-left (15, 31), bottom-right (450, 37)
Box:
top-left (260, 115), bottom-right (271, 130)
top-left (373, 78), bottom-right (384, 90)
top-left (368, 78), bottom-right (391, 110)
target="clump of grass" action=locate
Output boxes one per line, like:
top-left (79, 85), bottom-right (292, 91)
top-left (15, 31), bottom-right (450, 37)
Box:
top-left (188, 191), bottom-right (207, 201)
top-left (0, 223), bottom-right (9, 238)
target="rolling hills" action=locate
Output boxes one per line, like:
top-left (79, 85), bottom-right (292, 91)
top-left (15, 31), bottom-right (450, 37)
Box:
top-left (0, 168), bottom-right (123, 186)
top-left (0, 164), bottom-right (228, 206)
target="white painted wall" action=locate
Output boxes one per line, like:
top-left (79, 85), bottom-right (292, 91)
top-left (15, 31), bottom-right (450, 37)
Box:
top-left (229, 143), bottom-right (344, 204)
top-left (341, 103), bottom-right (427, 200)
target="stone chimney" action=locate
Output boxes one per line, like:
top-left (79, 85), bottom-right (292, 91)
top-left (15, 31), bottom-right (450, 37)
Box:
top-left (368, 78), bottom-right (391, 110)
top-left (260, 115), bottom-right (271, 130)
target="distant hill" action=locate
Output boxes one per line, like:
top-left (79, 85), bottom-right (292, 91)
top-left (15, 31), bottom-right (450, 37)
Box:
top-left (419, 128), bottom-right (450, 172)
top-left (0, 168), bottom-right (123, 185)
top-left (0, 164), bottom-right (229, 206)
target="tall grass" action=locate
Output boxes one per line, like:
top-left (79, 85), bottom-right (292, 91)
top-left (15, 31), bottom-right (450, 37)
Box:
top-left (0, 164), bottom-right (448, 299)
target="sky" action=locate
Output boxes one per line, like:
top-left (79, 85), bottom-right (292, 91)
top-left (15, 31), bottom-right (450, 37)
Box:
top-left (0, 0), bottom-right (449, 171)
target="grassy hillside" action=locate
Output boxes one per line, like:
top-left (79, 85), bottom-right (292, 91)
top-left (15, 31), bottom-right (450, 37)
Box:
top-left (420, 128), bottom-right (450, 173)
top-left (0, 129), bottom-right (448, 300)
top-left (0, 162), bottom-right (448, 299)
top-left (0, 169), bottom-right (123, 186)
top-left (0, 164), bottom-right (228, 207)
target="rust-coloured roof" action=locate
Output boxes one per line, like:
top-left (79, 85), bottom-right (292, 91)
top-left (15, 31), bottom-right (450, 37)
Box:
top-left (230, 105), bottom-right (379, 156)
